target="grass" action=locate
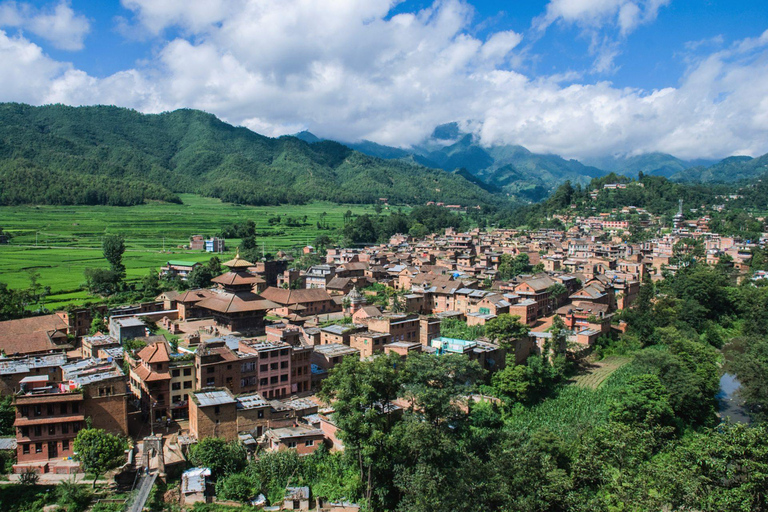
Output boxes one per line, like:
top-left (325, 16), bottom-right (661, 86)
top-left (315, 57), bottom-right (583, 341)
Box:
top-left (570, 356), bottom-right (633, 390)
top-left (0, 194), bottom-right (383, 309)
top-left (0, 484), bottom-right (56, 512)
top-left (504, 360), bottom-right (639, 441)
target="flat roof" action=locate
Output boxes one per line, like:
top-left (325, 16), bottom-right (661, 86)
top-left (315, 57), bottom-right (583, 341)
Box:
top-left (237, 393), bottom-right (269, 410)
top-left (313, 343), bottom-right (359, 357)
top-left (194, 390), bottom-right (236, 407)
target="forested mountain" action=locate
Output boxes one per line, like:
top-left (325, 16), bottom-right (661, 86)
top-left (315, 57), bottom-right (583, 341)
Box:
top-left (671, 154), bottom-right (768, 183)
top-left (336, 123), bottom-right (607, 201)
top-left (0, 104), bottom-right (500, 207)
top-left (581, 152), bottom-right (708, 178)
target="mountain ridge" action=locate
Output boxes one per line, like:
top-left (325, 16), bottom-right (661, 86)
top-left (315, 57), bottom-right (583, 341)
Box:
top-left (0, 103), bottom-right (502, 207)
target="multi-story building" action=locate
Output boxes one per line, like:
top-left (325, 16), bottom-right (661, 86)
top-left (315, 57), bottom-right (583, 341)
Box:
top-left (12, 360), bottom-right (128, 474)
top-left (195, 337), bottom-right (306, 400)
top-left (13, 377), bottom-right (85, 474)
top-left (367, 314), bottom-right (420, 344)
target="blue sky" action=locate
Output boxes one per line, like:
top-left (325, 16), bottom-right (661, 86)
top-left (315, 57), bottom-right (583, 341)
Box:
top-left (1, 0), bottom-right (767, 160)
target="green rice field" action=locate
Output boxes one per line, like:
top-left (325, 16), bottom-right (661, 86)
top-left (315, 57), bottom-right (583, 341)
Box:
top-left (0, 194), bottom-right (380, 309)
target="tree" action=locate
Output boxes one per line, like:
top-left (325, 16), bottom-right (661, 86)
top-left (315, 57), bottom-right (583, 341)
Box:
top-left (0, 395), bottom-right (15, 436)
top-left (187, 265), bottom-right (214, 289)
top-left (409, 222), bottom-right (430, 239)
top-left (72, 428), bottom-right (127, 488)
top-left (89, 315), bottom-right (108, 335)
top-left (727, 336), bottom-right (768, 422)
top-left (491, 358), bottom-right (530, 403)
top-left (400, 353), bottom-right (484, 428)
top-left (547, 283), bottom-right (568, 306)
top-left (188, 437), bottom-right (247, 479)
top-left (83, 267), bottom-right (121, 296)
top-left (0, 282), bottom-right (31, 321)
top-left (484, 314), bottom-right (529, 348)
top-left (102, 235), bottom-right (126, 278)
top-left (319, 353), bottom-right (402, 509)
top-left (140, 269), bottom-right (161, 298)
top-left (609, 374), bottom-right (675, 429)
top-left (658, 423), bottom-right (768, 511)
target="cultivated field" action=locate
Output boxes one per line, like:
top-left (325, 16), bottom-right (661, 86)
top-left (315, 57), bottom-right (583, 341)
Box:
top-left (0, 194), bottom-right (381, 309)
top-left (505, 360), bottom-right (639, 440)
top-left (570, 356), bottom-right (633, 389)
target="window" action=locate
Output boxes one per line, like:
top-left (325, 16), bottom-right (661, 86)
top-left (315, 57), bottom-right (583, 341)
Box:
top-left (171, 382), bottom-right (181, 391)
top-left (270, 362), bottom-right (278, 370)
top-left (287, 441), bottom-right (297, 448)
top-left (35, 443), bottom-right (42, 453)
top-left (183, 381), bottom-right (192, 389)
top-left (280, 349), bottom-right (289, 356)
top-left (207, 367), bottom-right (214, 374)
top-left (172, 396), bottom-right (181, 403)
top-left (260, 364), bottom-right (268, 372)
top-left (62, 440), bottom-right (69, 451)
top-left (47, 404), bottom-right (54, 415)
top-left (183, 368), bottom-right (192, 376)
top-left (22, 444), bottom-right (29, 455)
top-left (34, 405), bottom-right (42, 417)
top-left (242, 362), bottom-right (256, 373)
top-left (48, 425), bottom-right (56, 435)
top-left (59, 404), bottom-right (67, 415)
top-left (172, 369), bottom-right (180, 377)
top-left (280, 361), bottom-right (288, 369)
top-left (305, 440), bottom-right (314, 447)
top-left (34, 426), bottom-right (41, 437)
top-left (260, 378), bottom-right (268, 386)
top-left (270, 351), bottom-right (278, 358)
top-left (214, 406), bottom-right (220, 415)
top-left (20, 406), bottom-right (28, 417)
top-left (206, 378), bottom-right (215, 387)
top-left (73, 423), bottom-right (81, 433)
top-left (257, 410), bottom-right (264, 419)
top-left (71, 403), bottom-right (79, 414)
top-left (61, 423), bottom-right (68, 434)
top-left (280, 374), bottom-right (288, 382)
top-left (227, 364), bottom-right (232, 370)
top-left (270, 376), bottom-right (278, 384)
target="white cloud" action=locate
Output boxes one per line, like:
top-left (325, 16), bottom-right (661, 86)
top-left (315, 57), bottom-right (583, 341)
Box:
top-left (534, 0), bottom-right (671, 72)
top-left (0, 1), bottom-right (90, 50)
top-left (0, 0), bottom-right (766, 162)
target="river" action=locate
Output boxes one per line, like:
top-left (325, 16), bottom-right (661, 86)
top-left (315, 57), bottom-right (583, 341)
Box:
top-left (716, 372), bottom-right (751, 424)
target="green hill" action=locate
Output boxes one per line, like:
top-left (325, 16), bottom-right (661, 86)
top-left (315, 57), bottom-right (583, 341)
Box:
top-left (671, 155), bottom-right (768, 183)
top-left (0, 103), bottom-right (501, 207)
top-left (344, 124), bottom-right (607, 200)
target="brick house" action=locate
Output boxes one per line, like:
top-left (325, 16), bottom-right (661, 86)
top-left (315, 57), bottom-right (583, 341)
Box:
top-left (189, 389), bottom-right (238, 441)
top-left (263, 425), bottom-right (324, 455)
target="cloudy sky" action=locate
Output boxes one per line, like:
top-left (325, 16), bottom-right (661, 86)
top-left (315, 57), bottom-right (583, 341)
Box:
top-left (1, 0), bottom-right (767, 160)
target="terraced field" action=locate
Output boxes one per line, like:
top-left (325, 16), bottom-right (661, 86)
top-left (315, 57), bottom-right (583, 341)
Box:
top-left (571, 356), bottom-right (633, 389)
top-left (0, 194), bottom-right (380, 309)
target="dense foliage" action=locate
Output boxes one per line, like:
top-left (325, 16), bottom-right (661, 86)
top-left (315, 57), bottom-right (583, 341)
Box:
top-left (0, 103), bottom-right (500, 207)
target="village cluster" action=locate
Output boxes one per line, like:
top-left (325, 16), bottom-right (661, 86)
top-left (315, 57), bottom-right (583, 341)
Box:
top-left (0, 201), bottom-right (757, 508)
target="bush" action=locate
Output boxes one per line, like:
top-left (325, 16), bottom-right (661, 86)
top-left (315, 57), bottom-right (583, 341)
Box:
top-left (56, 480), bottom-right (92, 512)
top-left (215, 472), bottom-right (259, 503)
top-left (19, 469), bottom-right (38, 485)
